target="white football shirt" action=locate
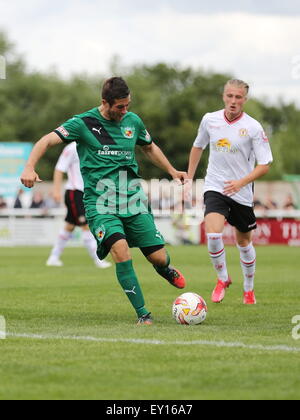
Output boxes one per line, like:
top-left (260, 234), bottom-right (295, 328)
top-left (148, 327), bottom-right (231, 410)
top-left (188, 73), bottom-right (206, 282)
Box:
top-left (55, 142), bottom-right (84, 192)
top-left (193, 110), bottom-right (273, 207)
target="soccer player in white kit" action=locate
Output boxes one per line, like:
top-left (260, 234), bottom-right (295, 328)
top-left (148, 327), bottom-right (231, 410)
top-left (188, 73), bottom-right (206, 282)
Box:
top-left (46, 142), bottom-right (111, 269)
top-left (188, 79), bottom-right (273, 304)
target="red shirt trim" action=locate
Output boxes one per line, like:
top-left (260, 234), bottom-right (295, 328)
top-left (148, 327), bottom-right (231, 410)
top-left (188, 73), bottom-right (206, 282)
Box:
top-left (224, 111), bottom-right (244, 125)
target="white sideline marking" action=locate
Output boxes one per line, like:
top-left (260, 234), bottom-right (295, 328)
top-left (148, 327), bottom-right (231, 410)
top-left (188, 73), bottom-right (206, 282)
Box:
top-left (6, 332), bottom-right (300, 353)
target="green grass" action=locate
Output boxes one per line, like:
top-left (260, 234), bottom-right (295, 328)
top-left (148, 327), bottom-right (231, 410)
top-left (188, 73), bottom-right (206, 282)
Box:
top-left (0, 245), bottom-right (300, 400)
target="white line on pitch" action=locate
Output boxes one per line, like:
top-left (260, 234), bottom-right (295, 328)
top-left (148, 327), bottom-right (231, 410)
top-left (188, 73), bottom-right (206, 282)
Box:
top-left (6, 332), bottom-right (300, 353)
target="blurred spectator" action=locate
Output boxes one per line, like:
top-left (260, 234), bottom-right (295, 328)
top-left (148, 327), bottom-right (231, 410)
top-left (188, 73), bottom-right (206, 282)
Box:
top-left (148, 191), bottom-right (160, 210)
top-left (30, 192), bottom-right (45, 209)
top-left (172, 201), bottom-right (194, 245)
top-left (253, 197), bottom-right (265, 211)
top-left (44, 192), bottom-right (61, 209)
top-left (159, 190), bottom-right (174, 211)
top-left (14, 189), bottom-right (24, 209)
top-left (0, 195), bottom-right (7, 209)
top-left (264, 195), bottom-right (278, 210)
top-left (191, 196), bottom-right (202, 210)
top-left (283, 194), bottom-right (297, 210)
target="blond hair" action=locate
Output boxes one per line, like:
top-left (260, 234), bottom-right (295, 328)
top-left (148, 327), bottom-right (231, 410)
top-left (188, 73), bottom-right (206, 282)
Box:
top-left (224, 79), bottom-right (249, 95)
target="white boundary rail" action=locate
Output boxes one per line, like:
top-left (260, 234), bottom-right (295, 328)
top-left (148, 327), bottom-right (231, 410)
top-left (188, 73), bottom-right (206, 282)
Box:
top-left (0, 208), bottom-right (300, 246)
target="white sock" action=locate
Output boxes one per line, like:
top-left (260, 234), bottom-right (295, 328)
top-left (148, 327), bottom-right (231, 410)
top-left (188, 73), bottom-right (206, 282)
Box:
top-left (82, 230), bottom-right (99, 262)
top-left (50, 229), bottom-right (72, 259)
top-left (207, 233), bottom-right (229, 283)
top-left (237, 242), bottom-right (256, 292)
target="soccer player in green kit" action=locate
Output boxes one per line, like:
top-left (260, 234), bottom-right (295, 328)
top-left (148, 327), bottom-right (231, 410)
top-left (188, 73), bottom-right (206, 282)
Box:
top-left (21, 77), bottom-right (187, 325)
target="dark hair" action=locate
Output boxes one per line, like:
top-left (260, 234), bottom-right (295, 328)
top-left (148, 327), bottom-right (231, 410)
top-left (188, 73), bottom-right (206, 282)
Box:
top-left (102, 77), bottom-right (130, 106)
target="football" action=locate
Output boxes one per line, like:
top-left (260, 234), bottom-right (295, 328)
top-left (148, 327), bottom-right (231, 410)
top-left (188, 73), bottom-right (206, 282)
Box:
top-left (172, 292), bottom-right (208, 325)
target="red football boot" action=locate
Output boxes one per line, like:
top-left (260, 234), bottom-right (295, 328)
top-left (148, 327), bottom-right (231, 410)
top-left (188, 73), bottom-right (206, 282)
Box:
top-left (243, 290), bottom-right (256, 305)
top-left (211, 277), bottom-right (232, 303)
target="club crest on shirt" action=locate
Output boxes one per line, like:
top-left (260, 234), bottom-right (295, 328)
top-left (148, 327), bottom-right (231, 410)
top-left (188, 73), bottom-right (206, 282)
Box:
top-left (239, 128), bottom-right (248, 137)
top-left (121, 126), bottom-right (135, 139)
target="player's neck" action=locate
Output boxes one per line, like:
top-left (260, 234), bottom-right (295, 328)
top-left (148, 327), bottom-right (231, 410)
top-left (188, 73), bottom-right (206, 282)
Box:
top-left (224, 110), bottom-right (243, 123)
top-left (98, 105), bottom-right (111, 121)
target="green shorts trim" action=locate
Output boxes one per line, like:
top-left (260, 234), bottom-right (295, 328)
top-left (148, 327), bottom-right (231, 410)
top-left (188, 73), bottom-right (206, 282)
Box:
top-left (88, 212), bottom-right (165, 260)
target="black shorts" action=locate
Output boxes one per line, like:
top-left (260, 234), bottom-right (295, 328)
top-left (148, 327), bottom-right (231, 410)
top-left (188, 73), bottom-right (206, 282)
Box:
top-left (204, 191), bottom-right (257, 233)
top-left (65, 190), bottom-right (87, 227)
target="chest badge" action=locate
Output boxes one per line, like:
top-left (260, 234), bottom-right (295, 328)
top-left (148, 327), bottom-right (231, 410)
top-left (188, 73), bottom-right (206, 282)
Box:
top-left (121, 126), bottom-right (135, 139)
top-left (239, 128), bottom-right (248, 137)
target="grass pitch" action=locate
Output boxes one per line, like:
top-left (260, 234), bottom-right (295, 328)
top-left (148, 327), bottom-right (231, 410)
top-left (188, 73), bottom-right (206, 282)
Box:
top-left (0, 245), bottom-right (300, 400)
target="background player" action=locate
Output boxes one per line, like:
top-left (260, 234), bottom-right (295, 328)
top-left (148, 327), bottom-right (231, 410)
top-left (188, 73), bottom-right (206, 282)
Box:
top-left (21, 77), bottom-right (187, 324)
top-left (46, 141), bottom-right (112, 269)
top-left (188, 79), bottom-right (273, 304)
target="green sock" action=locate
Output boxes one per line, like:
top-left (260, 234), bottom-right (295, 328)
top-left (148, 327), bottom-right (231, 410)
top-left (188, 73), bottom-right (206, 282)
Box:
top-left (116, 260), bottom-right (149, 318)
top-left (154, 252), bottom-right (171, 277)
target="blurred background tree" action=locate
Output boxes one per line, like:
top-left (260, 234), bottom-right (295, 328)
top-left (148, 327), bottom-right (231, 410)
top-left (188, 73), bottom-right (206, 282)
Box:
top-left (1, 32), bottom-right (300, 181)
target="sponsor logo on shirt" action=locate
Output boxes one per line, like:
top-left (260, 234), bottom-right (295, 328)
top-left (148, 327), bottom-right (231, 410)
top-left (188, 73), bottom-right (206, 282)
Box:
top-left (213, 138), bottom-right (239, 154)
top-left (56, 126), bottom-right (70, 137)
top-left (217, 138), bottom-right (231, 148)
top-left (92, 127), bottom-right (102, 136)
top-left (97, 146), bottom-right (133, 160)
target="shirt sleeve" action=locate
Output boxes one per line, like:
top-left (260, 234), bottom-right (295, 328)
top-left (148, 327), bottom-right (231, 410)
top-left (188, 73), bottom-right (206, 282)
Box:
top-left (193, 114), bottom-right (210, 149)
top-left (53, 117), bottom-right (82, 144)
top-left (252, 123), bottom-right (273, 165)
top-left (136, 118), bottom-right (153, 146)
top-left (55, 144), bottom-right (75, 173)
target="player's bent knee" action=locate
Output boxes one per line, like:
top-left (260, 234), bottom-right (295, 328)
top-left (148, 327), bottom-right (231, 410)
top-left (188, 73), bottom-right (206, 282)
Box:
top-left (235, 230), bottom-right (253, 247)
top-left (141, 246), bottom-right (167, 266)
top-left (236, 238), bottom-right (251, 247)
top-left (140, 245), bottom-right (164, 258)
top-left (109, 237), bottom-right (131, 263)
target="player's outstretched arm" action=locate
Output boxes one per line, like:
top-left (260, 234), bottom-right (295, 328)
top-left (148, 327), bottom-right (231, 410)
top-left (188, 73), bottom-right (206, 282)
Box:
top-left (21, 132), bottom-right (63, 189)
top-left (140, 142), bottom-right (187, 184)
top-left (187, 147), bottom-right (204, 180)
top-left (182, 146), bottom-right (204, 202)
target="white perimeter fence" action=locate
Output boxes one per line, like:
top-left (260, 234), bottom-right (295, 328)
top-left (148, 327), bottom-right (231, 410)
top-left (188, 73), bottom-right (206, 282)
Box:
top-left (1, 208), bottom-right (300, 247)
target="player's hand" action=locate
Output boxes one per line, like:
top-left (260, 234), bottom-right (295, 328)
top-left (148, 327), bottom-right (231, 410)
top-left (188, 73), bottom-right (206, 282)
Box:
top-left (223, 180), bottom-right (244, 196)
top-left (20, 167), bottom-right (42, 189)
top-left (53, 190), bottom-right (62, 203)
top-left (171, 170), bottom-right (189, 185)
